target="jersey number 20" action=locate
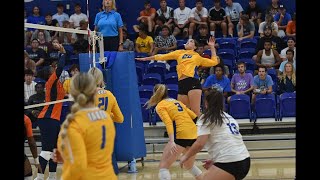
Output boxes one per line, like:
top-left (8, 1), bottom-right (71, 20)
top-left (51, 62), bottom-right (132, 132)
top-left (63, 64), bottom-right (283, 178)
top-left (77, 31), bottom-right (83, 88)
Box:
top-left (98, 97), bottom-right (109, 111)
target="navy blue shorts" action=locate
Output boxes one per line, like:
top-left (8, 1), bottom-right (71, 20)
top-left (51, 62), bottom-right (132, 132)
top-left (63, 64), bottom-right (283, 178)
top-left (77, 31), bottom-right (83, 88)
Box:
top-left (38, 118), bottom-right (60, 151)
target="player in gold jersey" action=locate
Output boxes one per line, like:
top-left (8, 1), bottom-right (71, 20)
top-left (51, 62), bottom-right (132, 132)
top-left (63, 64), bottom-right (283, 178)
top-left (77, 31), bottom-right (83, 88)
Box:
top-left (54, 73), bottom-right (117, 180)
top-left (136, 37), bottom-right (219, 117)
top-left (88, 67), bottom-right (124, 123)
top-left (146, 84), bottom-right (203, 180)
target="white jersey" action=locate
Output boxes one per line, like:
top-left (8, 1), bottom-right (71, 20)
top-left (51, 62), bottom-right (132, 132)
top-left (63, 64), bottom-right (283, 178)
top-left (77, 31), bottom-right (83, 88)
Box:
top-left (197, 112), bottom-right (250, 163)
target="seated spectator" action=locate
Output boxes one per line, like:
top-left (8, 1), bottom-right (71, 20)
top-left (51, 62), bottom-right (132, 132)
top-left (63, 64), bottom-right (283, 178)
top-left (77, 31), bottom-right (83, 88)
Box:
top-left (208, 0), bottom-right (227, 37)
top-left (265, 0), bottom-right (280, 18)
top-left (24, 51), bottom-right (36, 76)
top-left (258, 14), bottom-right (278, 37)
top-left (237, 14), bottom-right (255, 41)
top-left (279, 49), bottom-right (296, 75)
top-left (69, 3), bottom-right (88, 28)
top-left (280, 37), bottom-right (296, 61)
top-left (245, 0), bottom-right (262, 28)
top-left (24, 69), bottom-right (37, 103)
top-left (63, 64), bottom-right (80, 95)
top-left (58, 20), bottom-right (73, 45)
top-left (203, 64), bottom-right (231, 98)
top-left (135, 28), bottom-right (154, 55)
top-left (277, 62), bottom-right (296, 95)
top-left (195, 24), bottom-right (210, 53)
top-left (152, 25), bottom-right (177, 55)
top-left (256, 39), bottom-right (281, 70)
top-left (154, 16), bottom-right (166, 37)
top-left (47, 37), bottom-right (62, 65)
top-left (274, 4), bottom-right (291, 38)
top-left (188, 0), bottom-right (209, 39)
top-left (71, 20), bottom-right (89, 44)
top-left (32, 30), bottom-right (52, 53)
top-left (44, 13), bottom-right (59, 38)
top-left (228, 62), bottom-right (254, 102)
top-left (133, 0), bottom-right (156, 34)
top-left (225, 0), bottom-right (244, 37)
top-left (172, 0), bottom-right (191, 39)
top-left (25, 82), bottom-right (45, 127)
top-left (122, 29), bottom-right (134, 51)
top-left (26, 6), bottom-right (46, 32)
top-left (26, 38), bottom-right (47, 67)
top-left (156, 0), bottom-right (174, 30)
top-left (286, 12), bottom-right (296, 37)
top-left (52, 3), bottom-right (70, 27)
top-left (252, 66), bottom-right (273, 103)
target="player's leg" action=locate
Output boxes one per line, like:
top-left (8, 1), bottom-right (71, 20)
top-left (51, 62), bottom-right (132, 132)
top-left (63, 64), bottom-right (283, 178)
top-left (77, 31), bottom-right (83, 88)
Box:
top-left (24, 154), bottom-right (33, 180)
top-left (36, 118), bottom-right (51, 180)
top-left (47, 119), bottom-right (61, 180)
top-left (188, 89), bottom-right (202, 117)
top-left (200, 164), bottom-right (235, 180)
top-left (181, 147), bottom-right (202, 178)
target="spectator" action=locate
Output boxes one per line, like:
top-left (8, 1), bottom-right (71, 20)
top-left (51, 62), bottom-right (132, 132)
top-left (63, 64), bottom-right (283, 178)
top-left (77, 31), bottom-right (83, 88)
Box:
top-left (194, 24), bottom-right (211, 52)
top-left (26, 6), bottom-right (46, 31)
top-left (208, 0), bottom-right (227, 37)
top-left (135, 28), bottom-right (154, 55)
top-left (255, 25), bottom-right (284, 55)
top-left (25, 83), bottom-right (45, 127)
top-left (280, 37), bottom-right (296, 61)
top-left (154, 16), bottom-right (166, 37)
top-left (152, 25), bottom-right (177, 55)
top-left (45, 13), bottom-right (59, 38)
top-left (59, 20), bottom-right (73, 45)
top-left (277, 62), bottom-right (296, 94)
top-left (122, 28), bottom-right (134, 51)
top-left (228, 61), bottom-right (254, 102)
top-left (252, 66), bottom-right (273, 103)
top-left (245, 0), bottom-right (262, 28)
top-left (256, 39), bottom-right (281, 70)
top-left (24, 69), bottom-right (37, 103)
top-left (188, 0), bottom-right (209, 39)
top-left (274, 4), bottom-right (291, 38)
top-left (203, 64), bottom-right (231, 98)
top-left (237, 14), bottom-right (255, 41)
top-left (225, 0), bottom-right (244, 37)
top-left (71, 19), bottom-right (89, 44)
top-left (52, 3), bottom-right (70, 27)
top-left (32, 30), bottom-right (52, 53)
top-left (258, 14), bottom-right (278, 37)
top-left (26, 38), bottom-right (47, 67)
top-left (133, 0), bottom-right (156, 34)
top-left (266, 0), bottom-right (280, 17)
top-left (286, 13), bottom-right (296, 37)
top-left (47, 37), bottom-right (63, 65)
top-left (24, 51), bottom-right (36, 75)
top-left (94, 0), bottom-right (124, 51)
top-left (172, 0), bottom-right (191, 38)
top-left (156, 0), bottom-right (174, 30)
top-left (69, 3), bottom-right (88, 28)
top-left (279, 49), bottom-right (296, 74)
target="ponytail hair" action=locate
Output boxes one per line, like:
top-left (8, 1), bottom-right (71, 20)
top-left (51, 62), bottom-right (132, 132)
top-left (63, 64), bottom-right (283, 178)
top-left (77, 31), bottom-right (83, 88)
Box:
top-left (146, 84), bottom-right (168, 109)
top-left (59, 72), bottom-right (97, 161)
top-left (88, 67), bottom-right (105, 88)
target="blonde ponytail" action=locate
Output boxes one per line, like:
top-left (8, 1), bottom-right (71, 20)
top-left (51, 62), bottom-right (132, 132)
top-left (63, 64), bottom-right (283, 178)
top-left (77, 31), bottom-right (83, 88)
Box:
top-left (88, 67), bottom-right (105, 88)
top-left (146, 84), bottom-right (168, 109)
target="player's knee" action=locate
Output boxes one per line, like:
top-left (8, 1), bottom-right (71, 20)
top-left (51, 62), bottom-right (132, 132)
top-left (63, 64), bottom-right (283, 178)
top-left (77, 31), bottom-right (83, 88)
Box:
top-left (40, 151), bottom-right (52, 161)
top-left (159, 168), bottom-right (171, 180)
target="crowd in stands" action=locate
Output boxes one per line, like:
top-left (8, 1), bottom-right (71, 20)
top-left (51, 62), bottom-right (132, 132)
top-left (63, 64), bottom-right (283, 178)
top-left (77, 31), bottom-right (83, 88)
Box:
top-left (24, 0), bottom-right (296, 124)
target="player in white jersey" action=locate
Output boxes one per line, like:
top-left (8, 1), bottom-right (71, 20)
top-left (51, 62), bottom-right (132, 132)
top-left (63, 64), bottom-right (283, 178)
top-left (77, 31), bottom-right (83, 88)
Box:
top-left (180, 88), bottom-right (250, 180)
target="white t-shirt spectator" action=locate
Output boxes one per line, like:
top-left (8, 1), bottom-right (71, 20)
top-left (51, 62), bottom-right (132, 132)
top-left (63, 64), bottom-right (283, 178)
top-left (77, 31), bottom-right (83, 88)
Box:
top-left (190, 7), bottom-right (208, 22)
top-left (52, 13), bottom-right (70, 27)
top-left (225, 2), bottom-right (244, 22)
top-left (174, 7), bottom-right (192, 25)
top-left (197, 113), bottom-right (250, 163)
top-left (280, 47), bottom-right (296, 61)
top-left (69, 13), bottom-right (88, 28)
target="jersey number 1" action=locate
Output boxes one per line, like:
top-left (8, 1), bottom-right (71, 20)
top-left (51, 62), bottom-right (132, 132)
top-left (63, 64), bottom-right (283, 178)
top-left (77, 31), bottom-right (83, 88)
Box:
top-left (98, 97), bottom-right (109, 111)
top-left (101, 125), bottom-right (106, 149)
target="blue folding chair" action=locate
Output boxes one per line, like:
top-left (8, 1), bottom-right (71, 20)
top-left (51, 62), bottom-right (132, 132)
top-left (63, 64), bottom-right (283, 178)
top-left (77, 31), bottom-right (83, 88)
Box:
top-left (142, 73), bottom-right (162, 86)
top-left (164, 72), bottom-right (178, 84)
top-left (167, 84), bottom-right (178, 99)
top-left (140, 98), bottom-right (151, 122)
top-left (239, 38), bottom-right (257, 49)
top-left (146, 63), bottom-right (167, 79)
top-left (138, 85), bottom-right (154, 99)
top-left (267, 69), bottom-right (277, 82)
top-left (279, 92), bottom-right (296, 120)
top-left (136, 66), bottom-right (144, 85)
top-left (238, 48), bottom-right (255, 59)
top-left (229, 94), bottom-right (252, 121)
top-left (253, 94), bottom-right (278, 121)
top-left (217, 38), bottom-right (237, 50)
top-left (135, 52), bottom-right (148, 58)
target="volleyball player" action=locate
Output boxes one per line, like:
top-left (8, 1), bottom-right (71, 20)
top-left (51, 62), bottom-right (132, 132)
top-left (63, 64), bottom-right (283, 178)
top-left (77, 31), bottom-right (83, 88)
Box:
top-left (56, 72), bottom-right (116, 180)
top-left (24, 115), bottom-right (41, 180)
top-left (35, 43), bottom-right (66, 180)
top-left (180, 88), bottom-right (251, 180)
top-left (146, 84), bottom-right (202, 180)
top-left (136, 37), bottom-right (219, 117)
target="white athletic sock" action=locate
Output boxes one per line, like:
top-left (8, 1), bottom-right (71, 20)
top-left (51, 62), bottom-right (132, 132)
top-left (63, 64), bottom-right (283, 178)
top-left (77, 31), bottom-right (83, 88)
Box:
top-left (24, 176), bottom-right (33, 180)
top-left (188, 165), bottom-right (202, 177)
top-left (210, 31), bottom-right (215, 37)
top-left (47, 172), bottom-right (56, 180)
top-left (159, 168), bottom-right (171, 180)
top-left (35, 173), bottom-right (44, 180)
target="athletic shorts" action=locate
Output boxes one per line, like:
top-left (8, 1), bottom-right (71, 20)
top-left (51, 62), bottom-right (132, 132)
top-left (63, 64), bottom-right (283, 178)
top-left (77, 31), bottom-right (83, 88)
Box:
top-left (175, 139), bottom-right (196, 148)
top-left (214, 157), bottom-right (251, 180)
top-left (178, 77), bottom-right (202, 95)
top-left (175, 23), bottom-right (189, 32)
